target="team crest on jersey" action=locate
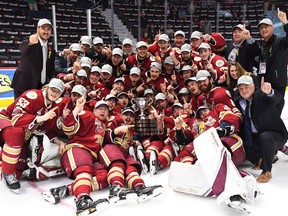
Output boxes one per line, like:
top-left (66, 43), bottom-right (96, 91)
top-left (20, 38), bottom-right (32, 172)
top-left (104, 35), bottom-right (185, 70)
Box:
top-left (193, 56), bottom-right (201, 62)
top-left (215, 60), bottom-right (224, 67)
top-left (16, 97), bottom-right (30, 108)
top-left (26, 91), bottom-right (38, 100)
top-left (95, 119), bottom-right (104, 133)
top-left (205, 116), bottom-right (216, 127)
top-left (55, 98), bottom-right (63, 104)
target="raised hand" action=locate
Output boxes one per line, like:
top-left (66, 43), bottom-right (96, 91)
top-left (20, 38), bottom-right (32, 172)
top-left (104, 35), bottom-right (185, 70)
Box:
top-left (260, 76), bottom-right (272, 95)
top-left (62, 103), bottom-right (70, 119)
top-left (29, 33), bottom-right (39, 45)
top-left (37, 106), bottom-right (58, 123)
top-left (114, 125), bottom-right (135, 135)
top-left (278, 8), bottom-right (288, 24)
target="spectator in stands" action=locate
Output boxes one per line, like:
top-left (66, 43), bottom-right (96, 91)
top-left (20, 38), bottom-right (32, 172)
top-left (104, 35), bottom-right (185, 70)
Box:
top-left (257, 9), bottom-right (288, 113)
top-left (178, 8), bottom-right (187, 20)
top-left (11, 18), bottom-right (55, 99)
top-left (200, 18), bottom-right (212, 34)
top-left (234, 75), bottom-right (288, 183)
top-left (140, 32), bottom-right (151, 44)
top-left (166, 24), bottom-right (175, 39)
top-left (147, 23), bottom-right (158, 43)
top-left (55, 43), bottom-right (82, 76)
top-left (140, 10), bottom-right (148, 38)
top-left (224, 24), bottom-right (260, 73)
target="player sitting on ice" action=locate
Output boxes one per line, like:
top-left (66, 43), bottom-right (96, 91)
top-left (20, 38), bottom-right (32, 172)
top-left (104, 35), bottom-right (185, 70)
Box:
top-left (169, 105), bottom-right (259, 214)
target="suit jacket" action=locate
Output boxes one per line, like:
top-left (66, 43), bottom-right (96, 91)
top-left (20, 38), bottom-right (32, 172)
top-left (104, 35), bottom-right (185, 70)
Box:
top-left (11, 38), bottom-right (55, 94)
top-left (234, 88), bottom-right (288, 141)
top-left (54, 53), bottom-right (73, 75)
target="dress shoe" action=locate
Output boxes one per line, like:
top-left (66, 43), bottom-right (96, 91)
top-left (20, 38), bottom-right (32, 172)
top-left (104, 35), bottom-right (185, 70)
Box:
top-left (257, 171), bottom-right (272, 183)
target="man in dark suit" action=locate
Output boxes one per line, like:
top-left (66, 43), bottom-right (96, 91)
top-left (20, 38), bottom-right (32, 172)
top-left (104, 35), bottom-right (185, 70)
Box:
top-left (11, 18), bottom-right (55, 99)
top-left (234, 75), bottom-right (288, 183)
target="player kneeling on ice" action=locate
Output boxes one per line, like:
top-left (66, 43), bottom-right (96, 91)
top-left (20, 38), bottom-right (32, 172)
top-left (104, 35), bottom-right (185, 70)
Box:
top-left (169, 127), bottom-right (259, 214)
top-left (99, 107), bottom-right (163, 205)
top-left (0, 78), bottom-right (68, 194)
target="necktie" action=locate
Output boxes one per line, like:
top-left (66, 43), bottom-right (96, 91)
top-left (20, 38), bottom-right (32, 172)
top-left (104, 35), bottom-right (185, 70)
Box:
top-left (41, 44), bottom-right (47, 84)
top-left (244, 100), bottom-right (253, 148)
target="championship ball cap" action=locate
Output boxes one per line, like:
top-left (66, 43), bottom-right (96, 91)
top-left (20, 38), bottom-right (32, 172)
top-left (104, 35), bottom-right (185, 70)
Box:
top-left (258, 18), bottom-right (273, 28)
top-left (105, 94), bottom-right (118, 101)
top-left (76, 69), bottom-right (88, 78)
top-left (172, 102), bottom-right (184, 109)
top-left (164, 56), bottom-right (174, 65)
top-left (69, 43), bottom-right (82, 52)
top-left (101, 64), bottom-right (113, 74)
top-left (174, 30), bottom-right (185, 37)
top-left (130, 67), bottom-right (141, 76)
top-left (232, 24), bottom-right (244, 31)
top-left (117, 91), bottom-right (129, 98)
top-left (48, 78), bottom-right (65, 93)
top-left (184, 77), bottom-right (197, 86)
top-left (181, 65), bottom-right (192, 71)
top-left (158, 34), bottom-right (170, 42)
top-left (144, 88), bottom-right (155, 96)
top-left (122, 38), bottom-right (133, 46)
top-left (150, 61), bottom-right (162, 70)
top-left (122, 107), bottom-right (135, 115)
top-left (80, 35), bottom-right (92, 47)
top-left (237, 75), bottom-right (254, 87)
top-left (190, 31), bottom-right (202, 39)
top-left (37, 18), bottom-right (52, 28)
top-left (196, 105), bottom-right (210, 117)
top-left (178, 87), bottom-right (190, 95)
top-left (94, 100), bottom-right (109, 109)
top-left (180, 43), bottom-right (192, 53)
top-left (91, 66), bottom-right (101, 73)
top-left (112, 48), bottom-right (123, 57)
top-left (136, 41), bottom-right (148, 49)
top-left (155, 92), bottom-right (167, 101)
top-left (80, 56), bottom-right (92, 69)
top-left (114, 77), bottom-right (125, 84)
top-left (71, 85), bottom-right (87, 96)
top-left (93, 37), bottom-right (104, 45)
top-left (196, 70), bottom-right (211, 82)
top-left (197, 43), bottom-right (211, 51)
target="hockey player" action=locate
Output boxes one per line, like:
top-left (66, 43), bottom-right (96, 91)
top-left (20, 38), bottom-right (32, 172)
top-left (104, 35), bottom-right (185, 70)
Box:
top-left (0, 78), bottom-right (67, 193)
top-left (100, 107), bottom-right (163, 204)
top-left (60, 99), bottom-right (111, 215)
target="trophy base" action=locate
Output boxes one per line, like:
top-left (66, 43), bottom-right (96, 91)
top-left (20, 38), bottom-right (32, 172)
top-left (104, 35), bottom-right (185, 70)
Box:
top-left (134, 117), bottom-right (158, 136)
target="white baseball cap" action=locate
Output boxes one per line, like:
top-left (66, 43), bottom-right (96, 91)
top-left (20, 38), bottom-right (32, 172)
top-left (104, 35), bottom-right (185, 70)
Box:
top-left (117, 91), bottom-right (129, 98)
top-left (76, 69), bottom-right (88, 78)
top-left (144, 89), bottom-right (154, 96)
top-left (191, 31), bottom-right (202, 39)
top-left (91, 66), bottom-right (101, 74)
top-left (258, 18), bottom-right (273, 28)
top-left (94, 100), bottom-right (109, 109)
top-left (158, 34), bottom-right (170, 42)
top-left (71, 85), bottom-right (87, 96)
top-left (105, 94), bottom-right (118, 101)
top-left (237, 75), bottom-right (254, 87)
top-left (184, 77), bottom-right (197, 86)
top-left (93, 37), bottom-right (104, 45)
top-left (181, 65), bottom-right (192, 72)
top-left (80, 35), bottom-right (92, 47)
top-left (174, 30), bottom-right (185, 37)
top-left (48, 78), bottom-right (64, 93)
top-left (164, 56), bottom-right (174, 65)
top-left (180, 43), bottom-right (192, 53)
top-left (37, 18), bottom-right (52, 28)
top-left (196, 70), bottom-right (211, 82)
top-left (130, 67), bottom-right (141, 76)
top-left (232, 24), bottom-right (245, 31)
top-left (150, 61), bottom-right (162, 70)
top-left (136, 41), bottom-right (148, 49)
top-left (197, 43), bottom-right (211, 51)
top-left (122, 38), bottom-right (133, 46)
top-left (112, 48), bottom-right (123, 57)
top-left (101, 64), bottom-right (113, 74)
top-left (114, 77), bottom-right (125, 84)
top-left (172, 102), bottom-right (184, 109)
top-left (122, 107), bottom-right (135, 115)
top-left (80, 57), bottom-right (92, 69)
top-left (178, 87), bottom-right (190, 95)
top-left (155, 92), bottom-right (167, 101)
top-left (69, 43), bottom-right (82, 52)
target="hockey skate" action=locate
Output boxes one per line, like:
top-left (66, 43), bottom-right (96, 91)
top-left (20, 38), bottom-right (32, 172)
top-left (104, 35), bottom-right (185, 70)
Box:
top-left (108, 184), bottom-right (138, 205)
top-left (149, 150), bottom-right (161, 176)
top-left (135, 185), bottom-right (163, 203)
top-left (2, 172), bottom-right (20, 194)
top-left (226, 195), bottom-right (250, 214)
top-left (76, 195), bottom-right (109, 216)
top-left (136, 146), bottom-right (149, 175)
top-left (42, 185), bottom-right (69, 204)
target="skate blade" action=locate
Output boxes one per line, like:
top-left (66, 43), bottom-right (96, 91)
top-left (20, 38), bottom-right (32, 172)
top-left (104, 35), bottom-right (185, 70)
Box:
top-left (137, 187), bottom-right (164, 203)
top-left (228, 203), bottom-right (250, 214)
top-left (3, 182), bottom-right (20, 194)
top-left (111, 193), bottom-right (138, 206)
top-left (41, 191), bottom-right (57, 204)
top-left (95, 200), bottom-right (110, 212)
top-left (76, 207), bottom-right (96, 216)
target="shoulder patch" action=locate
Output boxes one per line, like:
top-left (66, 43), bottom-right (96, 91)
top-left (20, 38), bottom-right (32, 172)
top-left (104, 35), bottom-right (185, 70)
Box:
top-left (26, 91), bottom-right (38, 100)
top-left (55, 97), bottom-right (63, 104)
top-left (215, 59), bottom-right (224, 67)
top-left (193, 56), bottom-right (202, 62)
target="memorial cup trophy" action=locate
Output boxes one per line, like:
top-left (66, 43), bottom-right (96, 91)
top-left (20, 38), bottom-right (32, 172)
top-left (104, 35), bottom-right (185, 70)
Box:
top-left (132, 97), bottom-right (158, 136)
